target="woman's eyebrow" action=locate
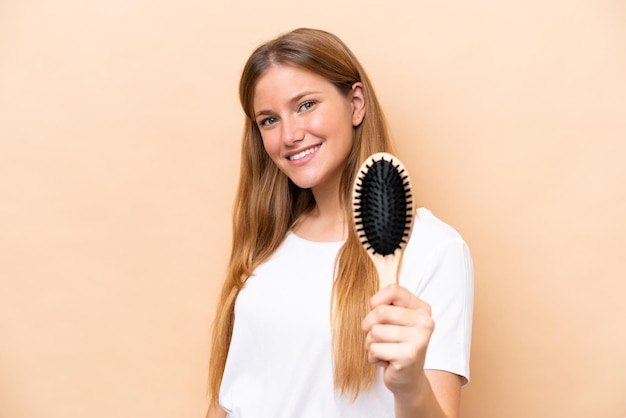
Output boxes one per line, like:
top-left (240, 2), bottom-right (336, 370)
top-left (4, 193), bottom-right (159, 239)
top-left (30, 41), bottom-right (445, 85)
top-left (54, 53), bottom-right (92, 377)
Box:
top-left (254, 90), bottom-right (320, 118)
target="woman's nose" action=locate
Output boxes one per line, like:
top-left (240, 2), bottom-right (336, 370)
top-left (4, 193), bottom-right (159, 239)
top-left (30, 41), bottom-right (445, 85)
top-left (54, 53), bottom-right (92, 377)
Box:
top-left (280, 117), bottom-right (304, 145)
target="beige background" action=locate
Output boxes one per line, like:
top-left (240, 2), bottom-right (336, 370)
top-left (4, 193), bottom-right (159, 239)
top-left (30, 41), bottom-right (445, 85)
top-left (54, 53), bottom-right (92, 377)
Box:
top-left (1, 1), bottom-right (625, 417)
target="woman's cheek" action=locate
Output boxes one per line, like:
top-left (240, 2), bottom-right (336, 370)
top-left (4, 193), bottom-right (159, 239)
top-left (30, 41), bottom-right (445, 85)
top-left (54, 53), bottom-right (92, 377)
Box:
top-left (261, 134), bottom-right (280, 159)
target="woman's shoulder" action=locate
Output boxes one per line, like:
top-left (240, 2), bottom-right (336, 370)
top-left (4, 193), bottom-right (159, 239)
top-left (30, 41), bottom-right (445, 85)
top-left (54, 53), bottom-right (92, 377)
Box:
top-left (401, 207), bottom-right (473, 293)
top-left (411, 207), bottom-right (466, 244)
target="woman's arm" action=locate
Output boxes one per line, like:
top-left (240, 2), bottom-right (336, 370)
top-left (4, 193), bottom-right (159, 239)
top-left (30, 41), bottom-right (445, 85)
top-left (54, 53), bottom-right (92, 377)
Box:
top-left (393, 370), bottom-right (462, 418)
top-left (205, 403), bottom-right (226, 418)
top-left (362, 284), bottom-right (463, 418)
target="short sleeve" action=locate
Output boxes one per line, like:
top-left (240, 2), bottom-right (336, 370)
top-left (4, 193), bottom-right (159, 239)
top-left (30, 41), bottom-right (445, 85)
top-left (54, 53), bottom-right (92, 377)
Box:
top-left (399, 215), bottom-right (474, 385)
top-left (414, 237), bottom-right (474, 383)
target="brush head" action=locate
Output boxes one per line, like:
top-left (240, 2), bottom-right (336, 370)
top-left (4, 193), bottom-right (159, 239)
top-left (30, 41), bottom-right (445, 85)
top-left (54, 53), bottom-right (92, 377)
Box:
top-left (352, 152), bottom-right (414, 256)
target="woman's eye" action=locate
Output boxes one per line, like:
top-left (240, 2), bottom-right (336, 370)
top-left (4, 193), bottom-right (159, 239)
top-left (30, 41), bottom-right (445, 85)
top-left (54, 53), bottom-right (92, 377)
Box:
top-left (259, 117), bottom-right (278, 127)
top-left (299, 101), bottom-right (315, 112)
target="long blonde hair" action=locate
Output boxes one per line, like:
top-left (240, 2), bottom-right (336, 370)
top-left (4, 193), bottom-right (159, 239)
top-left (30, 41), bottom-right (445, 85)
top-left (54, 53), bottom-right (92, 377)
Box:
top-left (208, 28), bottom-right (394, 406)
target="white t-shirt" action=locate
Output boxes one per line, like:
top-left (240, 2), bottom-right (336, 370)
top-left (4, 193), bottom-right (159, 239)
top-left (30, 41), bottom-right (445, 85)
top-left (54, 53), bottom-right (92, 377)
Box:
top-left (219, 208), bottom-right (474, 418)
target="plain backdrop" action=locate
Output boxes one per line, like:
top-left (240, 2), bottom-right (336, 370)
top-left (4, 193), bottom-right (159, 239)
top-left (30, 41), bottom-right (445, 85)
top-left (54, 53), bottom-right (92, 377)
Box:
top-left (1, 1), bottom-right (625, 417)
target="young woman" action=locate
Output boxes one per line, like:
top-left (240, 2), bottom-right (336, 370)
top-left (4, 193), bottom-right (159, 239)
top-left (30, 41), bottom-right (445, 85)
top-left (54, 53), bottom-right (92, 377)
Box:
top-left (207, 28), bottom-right (473, 418)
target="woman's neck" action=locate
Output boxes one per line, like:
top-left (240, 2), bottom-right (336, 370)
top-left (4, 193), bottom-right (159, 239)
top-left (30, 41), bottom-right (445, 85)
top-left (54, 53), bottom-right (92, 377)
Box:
top-left (292, 183), bottom-right (347, 242)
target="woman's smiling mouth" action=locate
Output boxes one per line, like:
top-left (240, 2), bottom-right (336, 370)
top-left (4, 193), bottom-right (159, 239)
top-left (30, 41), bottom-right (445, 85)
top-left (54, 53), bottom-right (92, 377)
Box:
top-left (287, 144), bottom-right (322, 161)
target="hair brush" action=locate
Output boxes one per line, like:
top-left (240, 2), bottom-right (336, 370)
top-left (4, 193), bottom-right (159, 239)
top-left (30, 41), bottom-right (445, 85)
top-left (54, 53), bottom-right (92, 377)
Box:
top-left (352, 152), bottom-right (415, 289)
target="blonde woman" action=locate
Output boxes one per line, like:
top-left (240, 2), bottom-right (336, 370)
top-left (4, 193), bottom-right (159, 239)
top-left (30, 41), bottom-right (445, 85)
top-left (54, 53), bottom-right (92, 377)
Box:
top-left (207, 28), bottom-right (473, 418)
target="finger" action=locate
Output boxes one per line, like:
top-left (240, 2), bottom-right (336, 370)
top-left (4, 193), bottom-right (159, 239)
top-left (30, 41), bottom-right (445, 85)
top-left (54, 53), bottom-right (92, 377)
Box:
top-left (364, 322), bottom-right (435, 372)
top-left (364, 319), bottom-right (435, 351)
top-left (361, 304), bottom-right (418, 332)
top-left (366, 341), bottom-right (415, 365)
top-left (366, 341), bottom-right (394, 364)
top-left (365, 324), bottom-right (411, 347)
top-left (370, 284), bottom-right (431, 313)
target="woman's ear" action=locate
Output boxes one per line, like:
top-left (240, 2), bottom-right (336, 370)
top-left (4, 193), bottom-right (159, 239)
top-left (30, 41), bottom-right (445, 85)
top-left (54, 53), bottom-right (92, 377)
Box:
top-left (351, 82), bottom-right (366, 127)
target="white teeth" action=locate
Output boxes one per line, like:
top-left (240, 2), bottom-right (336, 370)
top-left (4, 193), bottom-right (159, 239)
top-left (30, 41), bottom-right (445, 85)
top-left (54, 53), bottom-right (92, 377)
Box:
top-left (288, 145), bottom-right (321, 161)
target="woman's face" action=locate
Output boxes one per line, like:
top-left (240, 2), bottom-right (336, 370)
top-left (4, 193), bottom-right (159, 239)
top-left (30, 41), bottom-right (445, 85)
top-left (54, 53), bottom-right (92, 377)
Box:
top-left (252, 64), bottom-right (365, 194)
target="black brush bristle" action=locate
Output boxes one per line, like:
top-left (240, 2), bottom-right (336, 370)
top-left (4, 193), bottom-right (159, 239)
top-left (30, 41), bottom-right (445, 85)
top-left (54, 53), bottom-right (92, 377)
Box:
top-left (354, 156), bottom-right (413, 256)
